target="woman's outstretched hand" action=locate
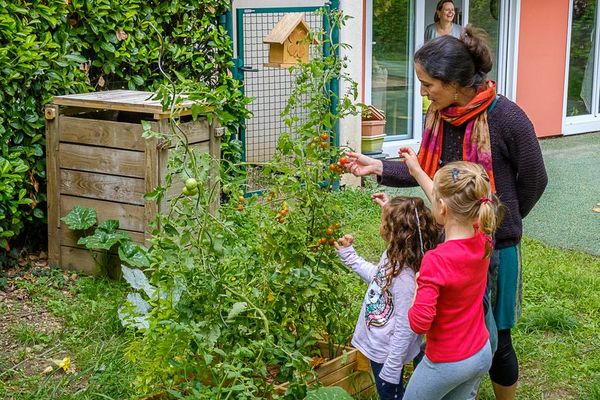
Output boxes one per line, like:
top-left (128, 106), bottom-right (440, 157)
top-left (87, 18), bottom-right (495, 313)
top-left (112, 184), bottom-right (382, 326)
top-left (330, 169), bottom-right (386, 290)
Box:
top-left (334, 234), bottom-right (354, 250)
top-left (344, 151), bottom-right (384, 177)
top-left (398, 147), bottom-right (421, 177)
top-left (371, 192), bottom-right (389, 208)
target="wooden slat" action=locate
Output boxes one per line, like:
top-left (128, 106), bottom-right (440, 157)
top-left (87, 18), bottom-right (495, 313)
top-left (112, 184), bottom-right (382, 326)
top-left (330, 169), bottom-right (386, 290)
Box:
top-left (59, 116), bottom-right (145, 151)
top-left (332, 371), bottom-right (374, 395)
top-left (46, 105), bottom-right (61, 268)
top-left (319, 362), bottom-right (357, 386)
top-left (60, 169), bottom-right (145, 205)
top-left (177, 119), bottom-right (210, 144)
top-left (316, 349), bottom-right (357, 379)
top-left (59, 246), bottom-right (101, 275)
top-left (60, 195), bottom-right (145, 232)
top-left (59, 245), bottom-right (121, 276)
top-left (59, 227), bottom-right (146, 248)
top-left (59, 143), bottom-right (145, 178)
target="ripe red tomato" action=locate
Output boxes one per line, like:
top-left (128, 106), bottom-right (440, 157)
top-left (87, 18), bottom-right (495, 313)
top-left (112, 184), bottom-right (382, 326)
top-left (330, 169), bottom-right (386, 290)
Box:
top-left (237, 204), bottom-right (245, 211)
top-left (329, 164), bottom-right (336, 171)
top-left (329, 238), bottom-right (336, 245)
top-left (326, 228), bottom-right (334, 236)
top-left (320, 133), bottom-right (329, 141)
top-left (339, 156), bottom-right (349, 166)
top-left (319, 238), bottom-right (327, 245)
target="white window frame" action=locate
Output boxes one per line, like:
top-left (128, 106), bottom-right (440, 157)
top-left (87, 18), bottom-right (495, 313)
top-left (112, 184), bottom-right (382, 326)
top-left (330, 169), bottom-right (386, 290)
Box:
top-left (366, 0), bottom-right (520, 157)
top-left (562, 0), bottom-right (600, 136)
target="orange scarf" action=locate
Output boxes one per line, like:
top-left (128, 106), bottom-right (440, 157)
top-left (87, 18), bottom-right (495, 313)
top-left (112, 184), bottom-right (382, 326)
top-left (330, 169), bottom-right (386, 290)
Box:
top-left (418, 81), bottom-right (497, 192)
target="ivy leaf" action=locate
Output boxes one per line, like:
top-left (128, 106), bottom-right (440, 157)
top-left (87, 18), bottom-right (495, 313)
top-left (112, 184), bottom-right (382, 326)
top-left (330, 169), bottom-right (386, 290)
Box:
top-left (118, 241), bottom-right (150, 268)
top-left (227, 302), bottom-right (247, 321)
top-left (97, 219), bottom-right (119, 233)
top-left (77, 229), bottom-right (128, 250)
top-left (61, 206), bottom-right (97, 230)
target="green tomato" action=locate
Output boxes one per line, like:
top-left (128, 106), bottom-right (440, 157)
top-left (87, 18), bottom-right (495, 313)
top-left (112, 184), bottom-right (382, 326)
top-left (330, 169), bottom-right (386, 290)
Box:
top-left (185, 177), bottom-right (198, 191)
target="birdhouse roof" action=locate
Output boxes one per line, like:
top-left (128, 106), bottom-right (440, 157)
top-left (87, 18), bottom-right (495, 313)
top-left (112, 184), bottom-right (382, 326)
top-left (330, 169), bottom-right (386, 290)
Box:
top-left (263, 13), bottom-right (310, 44)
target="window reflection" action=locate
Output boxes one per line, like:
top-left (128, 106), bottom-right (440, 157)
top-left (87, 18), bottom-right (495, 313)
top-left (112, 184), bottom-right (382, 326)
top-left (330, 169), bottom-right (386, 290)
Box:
top-left (567, 0), bottom-right (597, 116)
top-left (371, 0), bottom-right (414, 139)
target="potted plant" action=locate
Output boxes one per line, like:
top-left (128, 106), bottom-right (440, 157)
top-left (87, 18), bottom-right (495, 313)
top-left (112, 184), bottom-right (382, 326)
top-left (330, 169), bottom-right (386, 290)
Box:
top-left (361, 105), bottom-right (386, 154)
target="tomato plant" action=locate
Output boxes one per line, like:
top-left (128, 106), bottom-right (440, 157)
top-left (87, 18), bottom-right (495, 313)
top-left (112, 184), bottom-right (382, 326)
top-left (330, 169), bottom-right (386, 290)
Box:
top-left (120, 7), bottom-right (360, 399)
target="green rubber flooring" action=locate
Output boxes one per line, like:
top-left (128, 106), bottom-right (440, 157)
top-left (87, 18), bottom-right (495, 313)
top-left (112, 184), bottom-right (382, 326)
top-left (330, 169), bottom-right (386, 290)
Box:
top-left (380, 131), bottom-right (600, 256)
top-left (523, 131), bottom-right (600, 256)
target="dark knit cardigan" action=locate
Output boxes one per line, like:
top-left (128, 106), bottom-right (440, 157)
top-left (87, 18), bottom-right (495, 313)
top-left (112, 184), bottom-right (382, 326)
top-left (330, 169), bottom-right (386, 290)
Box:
top-left (379, 95), bottom-right (548, 249)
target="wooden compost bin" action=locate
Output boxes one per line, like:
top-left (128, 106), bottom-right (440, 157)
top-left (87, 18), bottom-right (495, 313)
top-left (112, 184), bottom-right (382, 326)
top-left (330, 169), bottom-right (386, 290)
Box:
top-left (275, 342), bottom-right (374, 398)
top-left (45, 90), bottom-right (222, 274)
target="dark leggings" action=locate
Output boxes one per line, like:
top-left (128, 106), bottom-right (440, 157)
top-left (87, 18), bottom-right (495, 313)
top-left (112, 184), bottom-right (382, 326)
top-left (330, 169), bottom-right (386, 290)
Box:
top-left (489, 329), bottom-right (518, 386)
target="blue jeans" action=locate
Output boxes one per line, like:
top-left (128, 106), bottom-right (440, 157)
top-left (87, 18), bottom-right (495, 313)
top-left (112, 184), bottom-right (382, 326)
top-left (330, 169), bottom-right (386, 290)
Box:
top-left (370, 360), bottom-right (404, 400)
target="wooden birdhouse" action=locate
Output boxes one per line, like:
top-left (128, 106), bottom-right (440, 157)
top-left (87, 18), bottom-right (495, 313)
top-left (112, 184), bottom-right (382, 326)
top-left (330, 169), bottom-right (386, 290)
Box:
top-left (263, 13), bottom-right (311, 68)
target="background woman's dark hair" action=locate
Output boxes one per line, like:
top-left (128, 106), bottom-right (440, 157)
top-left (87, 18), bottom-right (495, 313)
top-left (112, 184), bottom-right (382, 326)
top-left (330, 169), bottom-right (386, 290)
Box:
top-left (415, 24), bottom-right (493, 89)
top-left (434, 0), bottom-right (455, 23)
top-left (380, 196), bottom-right (439, 288)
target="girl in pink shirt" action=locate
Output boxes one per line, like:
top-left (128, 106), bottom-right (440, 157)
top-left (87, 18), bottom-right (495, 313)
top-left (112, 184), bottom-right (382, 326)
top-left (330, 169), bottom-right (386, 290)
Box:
top-left (401, 154), bottom-right (502, 399)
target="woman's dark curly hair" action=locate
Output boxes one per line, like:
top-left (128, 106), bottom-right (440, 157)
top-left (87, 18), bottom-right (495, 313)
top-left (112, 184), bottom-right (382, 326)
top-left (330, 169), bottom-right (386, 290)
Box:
top-left (379, 196), bottom-right (440, 288)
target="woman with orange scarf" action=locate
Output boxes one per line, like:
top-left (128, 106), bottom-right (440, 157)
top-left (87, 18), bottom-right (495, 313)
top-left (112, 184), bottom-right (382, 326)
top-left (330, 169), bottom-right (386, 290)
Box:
top-left (346, 26), bottom-right (547, 400)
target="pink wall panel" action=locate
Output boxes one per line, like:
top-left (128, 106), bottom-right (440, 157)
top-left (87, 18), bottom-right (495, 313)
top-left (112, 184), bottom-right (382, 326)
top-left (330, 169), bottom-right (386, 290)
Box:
top-left (516, 0), bottom-right (570, 137)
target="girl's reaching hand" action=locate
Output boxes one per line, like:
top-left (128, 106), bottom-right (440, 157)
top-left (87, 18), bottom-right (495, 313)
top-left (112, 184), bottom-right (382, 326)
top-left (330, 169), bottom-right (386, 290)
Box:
top-left (334, 234), bottom-right (354, 250)
top-left (344, 151), bottom-right (383, 177)
top-left (398, 147), bottom-right (422, 177)
top-left (371, 192), bottom-right (389, 208)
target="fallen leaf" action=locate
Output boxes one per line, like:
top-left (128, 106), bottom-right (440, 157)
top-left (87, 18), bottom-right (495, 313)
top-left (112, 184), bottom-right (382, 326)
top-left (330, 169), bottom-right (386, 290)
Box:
top-left (52, 357), bottom-right (71, 372)
top-left (116, 28), bottom-right (128, 41)
top-left (42, 366), bottom-right (54, 375)
top-left (593, 207), bottom-right (600, 213)
top-left (309, 356), bottom-right (327, 369)
top-left (98, 76), bottom-right (105, 87)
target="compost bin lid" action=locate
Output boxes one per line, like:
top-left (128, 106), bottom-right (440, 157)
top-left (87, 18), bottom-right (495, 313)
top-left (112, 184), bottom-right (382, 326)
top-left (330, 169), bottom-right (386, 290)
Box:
top-left (52, 90), bottom-right (193, 119)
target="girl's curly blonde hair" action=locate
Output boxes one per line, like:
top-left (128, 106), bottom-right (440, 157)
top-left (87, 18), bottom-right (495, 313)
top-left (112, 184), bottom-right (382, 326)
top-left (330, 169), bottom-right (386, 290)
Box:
top-left (380, 196), bottom-right (440, 287)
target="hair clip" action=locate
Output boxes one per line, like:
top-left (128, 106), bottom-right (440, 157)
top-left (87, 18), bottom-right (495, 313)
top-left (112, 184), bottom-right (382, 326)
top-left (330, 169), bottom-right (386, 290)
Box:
top-left (479, 196), bottom-right (493, 205)
top-left (414, 204), bottom-right (425, 256)
top-left (451, 168), bottom-right (460, 183)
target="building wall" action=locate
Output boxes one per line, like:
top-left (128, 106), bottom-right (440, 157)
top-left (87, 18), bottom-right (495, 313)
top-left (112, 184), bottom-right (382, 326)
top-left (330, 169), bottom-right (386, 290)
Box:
top-left (339, 0), bottom-right (363, 186)
top-left (516, 0), bottom-right (570, 137)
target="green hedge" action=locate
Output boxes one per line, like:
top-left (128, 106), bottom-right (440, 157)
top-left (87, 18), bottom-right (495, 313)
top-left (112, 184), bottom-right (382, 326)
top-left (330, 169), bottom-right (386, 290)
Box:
top-left (0, 0), bottom-right (242, 250)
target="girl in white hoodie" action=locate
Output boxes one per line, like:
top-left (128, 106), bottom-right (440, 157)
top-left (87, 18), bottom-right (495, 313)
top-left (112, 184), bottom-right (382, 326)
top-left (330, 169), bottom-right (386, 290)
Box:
top-left (335, 195), bottom-right (439, 399)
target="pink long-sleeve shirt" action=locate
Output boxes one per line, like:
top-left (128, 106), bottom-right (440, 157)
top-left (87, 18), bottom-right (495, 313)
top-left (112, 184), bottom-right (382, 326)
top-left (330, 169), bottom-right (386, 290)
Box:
top-left (408, 231), bottom-right (491, 362)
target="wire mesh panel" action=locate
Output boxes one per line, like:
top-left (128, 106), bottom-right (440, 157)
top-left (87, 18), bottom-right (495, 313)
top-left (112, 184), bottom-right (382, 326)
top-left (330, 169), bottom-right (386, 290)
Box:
top-left (240, 9), bottom-right (323, 162)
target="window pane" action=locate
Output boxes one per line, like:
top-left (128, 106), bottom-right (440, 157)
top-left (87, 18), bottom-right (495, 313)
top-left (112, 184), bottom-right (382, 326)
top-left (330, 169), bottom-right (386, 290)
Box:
top-left (469, 0), bottom-right (500, 82)
top-left (567, 0), bottom-right (597, 116)
top-left (372, 0), bottom-right (414, 139)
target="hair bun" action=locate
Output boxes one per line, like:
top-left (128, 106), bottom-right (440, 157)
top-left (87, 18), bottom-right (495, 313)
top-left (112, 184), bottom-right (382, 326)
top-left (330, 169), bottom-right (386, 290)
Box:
top-left (460, 24), bottom-right (493, 74)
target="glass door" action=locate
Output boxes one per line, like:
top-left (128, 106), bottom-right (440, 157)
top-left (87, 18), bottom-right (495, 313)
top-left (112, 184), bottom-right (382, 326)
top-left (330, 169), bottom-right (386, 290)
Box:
top-left (366, 0), bottom-right (415, 141)
top-left (565, 0), bottom-right (599, 125)
top-left (468, 0), bottom-right (500, 82)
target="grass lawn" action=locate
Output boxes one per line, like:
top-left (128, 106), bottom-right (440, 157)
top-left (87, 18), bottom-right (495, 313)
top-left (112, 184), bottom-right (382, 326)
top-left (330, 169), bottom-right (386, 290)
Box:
top-left (1, 187), bottom-right (598, 399)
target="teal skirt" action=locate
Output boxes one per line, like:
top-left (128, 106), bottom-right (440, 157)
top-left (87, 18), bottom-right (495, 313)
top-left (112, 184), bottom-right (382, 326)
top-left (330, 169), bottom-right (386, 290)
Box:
top-left (490, 245), bottom-right (523, 330)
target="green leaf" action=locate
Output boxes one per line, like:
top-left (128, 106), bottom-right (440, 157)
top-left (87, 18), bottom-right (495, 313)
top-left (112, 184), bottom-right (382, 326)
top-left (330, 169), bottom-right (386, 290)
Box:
top-left (98, 219), bottom-right (119, 233)
top-left (226, 302), bottom-right (247, 321)
top-left (61, 206), bottom-right (97, 230)
top-left (78, 229), bottom-right (129, 251)
top-left (305, 387), bottom-right (354, 400)
top-left (122, 265), bottom-right (155, 298)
